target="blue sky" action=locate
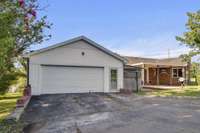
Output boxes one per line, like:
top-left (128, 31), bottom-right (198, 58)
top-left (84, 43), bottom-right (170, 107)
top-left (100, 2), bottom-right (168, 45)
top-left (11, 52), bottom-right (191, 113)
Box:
top-left (34, 0), bottom-right (200, 58)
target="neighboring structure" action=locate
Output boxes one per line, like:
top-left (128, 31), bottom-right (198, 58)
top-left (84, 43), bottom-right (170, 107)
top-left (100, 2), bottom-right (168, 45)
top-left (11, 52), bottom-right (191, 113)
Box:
top-left (25, 36), bottom-right (141, 95)
top-left (124, 56), bottom-right (189, 86)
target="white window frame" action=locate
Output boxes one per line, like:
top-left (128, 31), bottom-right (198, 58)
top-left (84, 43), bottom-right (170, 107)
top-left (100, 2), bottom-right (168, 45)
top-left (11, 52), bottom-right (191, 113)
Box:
top-left (172, 68), bottom-right (183, 78)
top-left (110, 68), bottom-right (118, 90)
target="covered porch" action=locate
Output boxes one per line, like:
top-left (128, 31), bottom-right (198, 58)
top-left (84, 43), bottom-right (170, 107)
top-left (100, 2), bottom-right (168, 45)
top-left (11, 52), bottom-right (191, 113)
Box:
top-left (132, 63), bottom-right (188, 86)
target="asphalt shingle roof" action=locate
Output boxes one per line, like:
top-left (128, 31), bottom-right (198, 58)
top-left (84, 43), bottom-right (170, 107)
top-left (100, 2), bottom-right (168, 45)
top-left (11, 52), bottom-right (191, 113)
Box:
top-left (123, 56), bottom-right (188, 66)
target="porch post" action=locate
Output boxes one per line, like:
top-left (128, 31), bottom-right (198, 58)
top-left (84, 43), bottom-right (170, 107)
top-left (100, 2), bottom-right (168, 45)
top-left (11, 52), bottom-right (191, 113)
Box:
top-left (156, 66), bottom-right (159, 85)
top-left (146, 68), bottom-right (149, 84)
top-left (141, 64), bottom-right (145, 85)
top-left (170, 66), bottom-right (172, 85)
top-left (182, 67), bottom-right (186, 84)
top-left (184, 67), bottom-right (187, 84)
top-left (182, 67), bottom-right (185, 78)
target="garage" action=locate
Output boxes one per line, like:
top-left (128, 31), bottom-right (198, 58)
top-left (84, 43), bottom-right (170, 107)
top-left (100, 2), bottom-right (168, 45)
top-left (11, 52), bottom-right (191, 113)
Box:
top-left (41, 66), bottom-right (104, 94)
top-left (27, 36), bottom-right (125, 95)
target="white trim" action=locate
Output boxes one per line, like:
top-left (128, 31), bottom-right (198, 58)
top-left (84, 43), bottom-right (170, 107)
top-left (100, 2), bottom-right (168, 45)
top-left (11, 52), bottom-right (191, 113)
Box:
top-left (110, 68), bottom-right (118, 90)
top-left (146, 68), bottom-right (149, 83)
top-left (130, 62), bottom-right (144, 66)
top-left (141, 64), bottom-right (145, 85)
top-left (130, 62), bottom-right (187, 67)
top-left (104, 67), bottom-right (109, 92)
top-left (172, 67), bottom-right (184, 78)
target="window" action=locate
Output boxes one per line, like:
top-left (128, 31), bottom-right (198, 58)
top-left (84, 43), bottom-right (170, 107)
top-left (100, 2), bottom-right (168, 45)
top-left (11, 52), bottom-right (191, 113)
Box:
top-left (173, 69), bottom-right (178, 77)
top-left (111, 69), bottom-right (117, 89)
top-left (178, 69), bottom-right (183, 77)
top-left (111, 69), bottom-right (117, 81)
top-left (172, 68), bottom-right (183, 78)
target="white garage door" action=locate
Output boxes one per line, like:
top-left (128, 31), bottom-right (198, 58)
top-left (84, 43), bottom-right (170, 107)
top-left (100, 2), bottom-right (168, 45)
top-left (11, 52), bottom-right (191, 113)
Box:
top-left (41, 66), bottom-right (104, 94)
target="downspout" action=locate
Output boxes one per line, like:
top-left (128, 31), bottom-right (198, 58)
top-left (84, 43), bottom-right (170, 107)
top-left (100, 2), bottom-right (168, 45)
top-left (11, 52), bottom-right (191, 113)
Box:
top-left (26, 58), bottom-right (30, 86)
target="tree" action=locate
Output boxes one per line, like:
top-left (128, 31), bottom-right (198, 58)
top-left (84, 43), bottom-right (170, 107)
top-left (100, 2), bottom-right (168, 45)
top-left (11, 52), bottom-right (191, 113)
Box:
top-left (176, 10), bottom-right (200, 59)
top-left (0, 0), bottom-right (51, 93)
top-left (190, 62), bottom-right (200, 85)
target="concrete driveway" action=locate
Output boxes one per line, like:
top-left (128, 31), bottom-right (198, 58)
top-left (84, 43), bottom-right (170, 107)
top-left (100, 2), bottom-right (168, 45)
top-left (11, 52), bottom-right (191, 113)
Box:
top-left (21, 93), bottom-right (200, 133)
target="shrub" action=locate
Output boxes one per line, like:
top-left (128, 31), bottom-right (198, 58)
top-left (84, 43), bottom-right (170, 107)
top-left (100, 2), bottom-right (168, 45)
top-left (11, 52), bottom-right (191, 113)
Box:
top-left (0, 72), bottom-right (17, 94)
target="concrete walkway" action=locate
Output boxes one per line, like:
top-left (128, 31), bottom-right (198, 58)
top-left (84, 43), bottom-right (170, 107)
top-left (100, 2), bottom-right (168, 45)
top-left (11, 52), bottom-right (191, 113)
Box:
top-left (143, 85), bottom-right (181, 90)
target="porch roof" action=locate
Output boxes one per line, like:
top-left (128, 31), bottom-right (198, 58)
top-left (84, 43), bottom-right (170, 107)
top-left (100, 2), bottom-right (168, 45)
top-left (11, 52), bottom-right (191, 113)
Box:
top-left (124, 65), bottom-right (142, 70)
top-left (123, 56), bottom-right (188, 67)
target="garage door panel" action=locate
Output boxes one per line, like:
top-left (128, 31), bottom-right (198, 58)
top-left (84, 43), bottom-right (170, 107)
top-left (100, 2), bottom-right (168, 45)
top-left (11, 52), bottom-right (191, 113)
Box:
top-left (41, 66), bottom-right (104, 94)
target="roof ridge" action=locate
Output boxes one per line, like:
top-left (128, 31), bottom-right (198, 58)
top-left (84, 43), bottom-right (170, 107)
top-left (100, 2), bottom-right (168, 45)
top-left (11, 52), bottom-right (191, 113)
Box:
top-left (123, 56), bottom-right (181, 60)
top-left (25, 36), bottom-right (127, 63)
top-left (123, 56), bottom-right (157, 60)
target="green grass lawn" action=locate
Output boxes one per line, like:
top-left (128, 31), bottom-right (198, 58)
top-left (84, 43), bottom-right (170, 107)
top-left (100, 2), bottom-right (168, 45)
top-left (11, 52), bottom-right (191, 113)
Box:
top-left (139, 86), bottom-right (200, 97)
top-left (0, 92), bottom-right (22, 122)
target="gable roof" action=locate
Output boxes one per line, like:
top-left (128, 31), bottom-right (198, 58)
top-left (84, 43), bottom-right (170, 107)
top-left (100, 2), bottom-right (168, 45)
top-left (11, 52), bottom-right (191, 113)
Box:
top-left (124, 56), bottom-right (188, 67)
top-left (26, 36), bottom-right (127, 63)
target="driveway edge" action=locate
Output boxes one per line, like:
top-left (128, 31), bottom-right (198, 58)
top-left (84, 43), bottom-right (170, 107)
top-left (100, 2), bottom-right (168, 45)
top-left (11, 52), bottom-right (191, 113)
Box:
top-left (142, 95), bottom-right (200, 100)
top-left (6, 97), bottom-right (31, 122)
